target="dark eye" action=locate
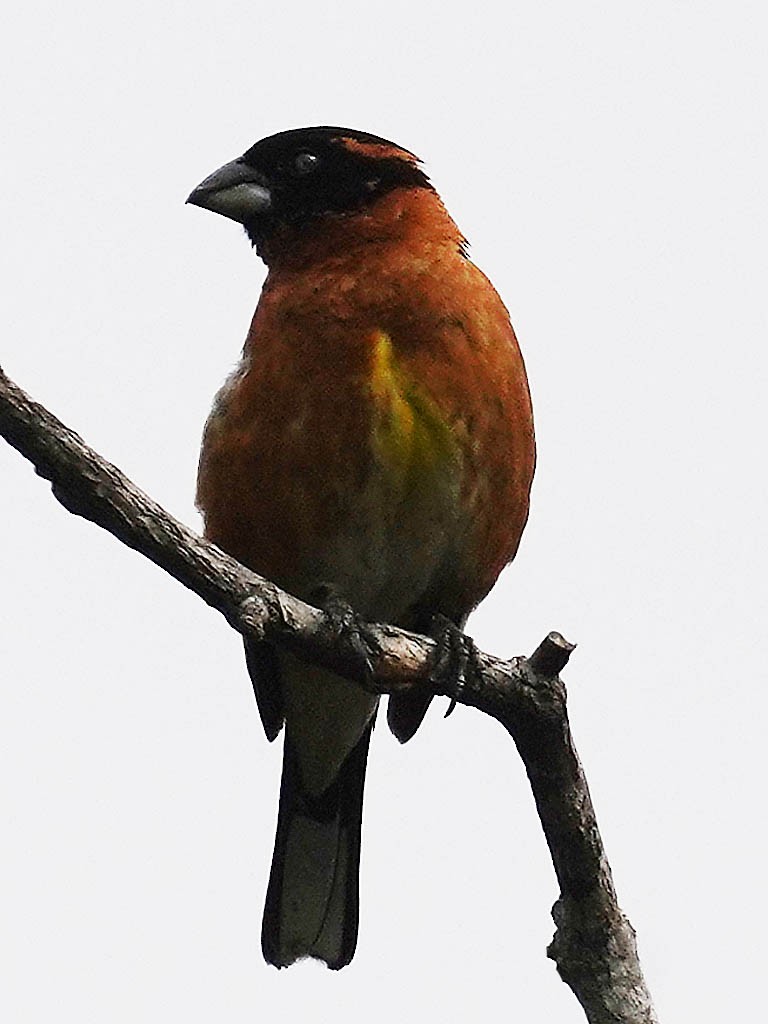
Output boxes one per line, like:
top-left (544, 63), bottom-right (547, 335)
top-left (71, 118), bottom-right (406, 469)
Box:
top-left (293, 151), bottom-right (320, 175)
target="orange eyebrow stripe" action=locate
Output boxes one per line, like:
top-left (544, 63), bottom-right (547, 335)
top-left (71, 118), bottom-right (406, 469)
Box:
top-left (336, 136), bottom-right (421, 163)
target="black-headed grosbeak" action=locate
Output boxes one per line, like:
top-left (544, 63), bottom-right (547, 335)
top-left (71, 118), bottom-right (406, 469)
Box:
top-left (188, 127), bottom-right (535, 969)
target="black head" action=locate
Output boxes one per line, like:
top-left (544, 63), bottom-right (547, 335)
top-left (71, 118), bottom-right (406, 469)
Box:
top-left (187, 126), bottom-right (433, 251)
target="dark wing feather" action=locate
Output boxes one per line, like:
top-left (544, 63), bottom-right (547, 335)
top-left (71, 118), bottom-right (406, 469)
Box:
top-left (244, 638), bottom-right (284, 741)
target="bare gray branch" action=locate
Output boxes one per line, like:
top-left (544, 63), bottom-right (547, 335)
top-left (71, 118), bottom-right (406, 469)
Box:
top-left (0, 365), bottom-right (657, 1022)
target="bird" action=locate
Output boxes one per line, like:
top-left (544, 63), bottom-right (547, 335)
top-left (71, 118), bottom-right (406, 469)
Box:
top-left (187, 126), bottom-right (535, 970)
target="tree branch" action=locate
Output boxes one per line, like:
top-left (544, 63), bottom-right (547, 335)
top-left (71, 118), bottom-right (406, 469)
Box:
top-left (0, 365), bottom-right (657, 1023)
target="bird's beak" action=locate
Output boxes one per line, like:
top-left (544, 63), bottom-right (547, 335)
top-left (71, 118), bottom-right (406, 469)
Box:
top-left (186, 158), bottom-right (271, 224)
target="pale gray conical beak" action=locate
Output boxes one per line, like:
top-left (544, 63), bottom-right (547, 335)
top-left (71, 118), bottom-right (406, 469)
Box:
top-left (186, 158), bottom-right (271, 224)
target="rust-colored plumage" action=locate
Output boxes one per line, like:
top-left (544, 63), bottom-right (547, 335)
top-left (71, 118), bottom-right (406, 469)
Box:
top-left (188, 127), bottom-right (535, 970)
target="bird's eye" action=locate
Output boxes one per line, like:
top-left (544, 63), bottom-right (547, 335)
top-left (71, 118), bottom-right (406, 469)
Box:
top-left (293, 151), bottom-right (320, 175)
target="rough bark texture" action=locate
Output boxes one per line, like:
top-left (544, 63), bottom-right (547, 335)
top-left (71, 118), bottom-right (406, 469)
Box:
top-left (0, 366), bottom-right (658, 1023)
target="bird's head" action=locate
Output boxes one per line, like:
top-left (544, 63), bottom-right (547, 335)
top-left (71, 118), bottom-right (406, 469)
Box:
top-left (186, 126), bottom-right (435, 260)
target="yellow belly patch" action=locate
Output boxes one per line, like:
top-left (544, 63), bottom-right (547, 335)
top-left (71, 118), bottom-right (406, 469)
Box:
top-left (369, 331), bottom-right (456, 492)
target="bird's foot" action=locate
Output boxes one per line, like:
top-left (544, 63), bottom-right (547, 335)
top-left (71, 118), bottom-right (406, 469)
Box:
top-left (428, 615), bottom-right (482, 718)
top-left (311, 583), bottom-right (375, 688)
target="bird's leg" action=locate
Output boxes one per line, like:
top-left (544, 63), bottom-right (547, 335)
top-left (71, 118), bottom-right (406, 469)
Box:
top-left (310, 583), bottom-right (376, 688)
top-left (428, 614), bottom-right (482, 717)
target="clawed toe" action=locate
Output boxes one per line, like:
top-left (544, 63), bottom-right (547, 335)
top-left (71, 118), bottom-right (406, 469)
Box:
top-left (312, 584), bottom-right (375, 686)
top-left (428, 614), bottom-right (481, 715)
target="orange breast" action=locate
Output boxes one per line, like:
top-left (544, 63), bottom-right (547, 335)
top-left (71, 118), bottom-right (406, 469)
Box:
top-left (196, 190), bottom-right (535, 624)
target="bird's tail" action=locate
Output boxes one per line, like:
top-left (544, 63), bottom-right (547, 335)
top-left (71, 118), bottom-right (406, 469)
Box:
top-left (261, 718), bottom-right (373, 969)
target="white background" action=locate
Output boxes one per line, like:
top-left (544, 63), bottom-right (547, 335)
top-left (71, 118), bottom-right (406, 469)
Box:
top-left (1, 3), bottom-right (765, 1021)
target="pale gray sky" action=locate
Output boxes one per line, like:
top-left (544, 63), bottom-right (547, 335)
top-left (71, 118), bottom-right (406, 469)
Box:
top-left (1, 3), bottom-right (765, 1021)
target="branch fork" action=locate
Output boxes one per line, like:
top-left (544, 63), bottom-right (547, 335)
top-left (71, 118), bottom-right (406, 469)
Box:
top-left (0, 365), bottom-right (657, 1023)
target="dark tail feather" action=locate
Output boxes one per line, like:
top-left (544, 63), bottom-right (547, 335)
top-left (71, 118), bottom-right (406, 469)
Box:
top-left (262, 719), bottom-right (374, 969)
